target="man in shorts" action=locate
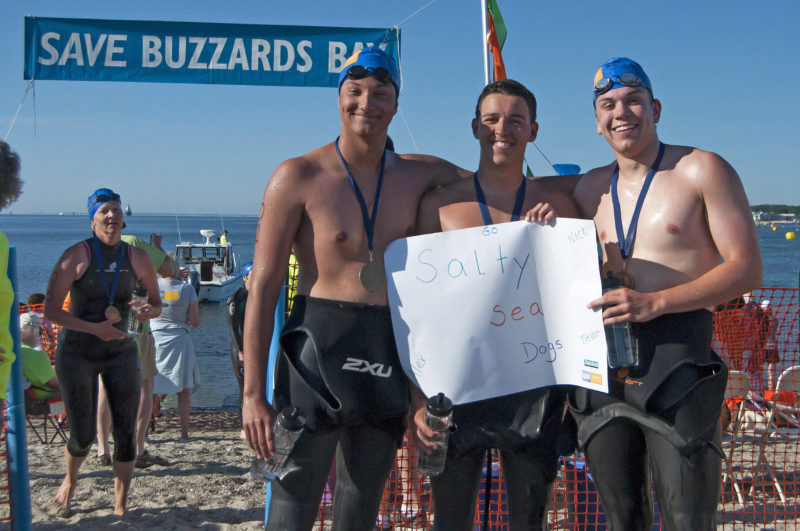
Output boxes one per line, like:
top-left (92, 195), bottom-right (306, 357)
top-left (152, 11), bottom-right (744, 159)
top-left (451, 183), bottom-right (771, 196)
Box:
top-left (242, 46), bottom-right (463, 529)
top-left (412, 78), bottom-right (579, 530)
top-left (571, 57), bottom-right (762, 529)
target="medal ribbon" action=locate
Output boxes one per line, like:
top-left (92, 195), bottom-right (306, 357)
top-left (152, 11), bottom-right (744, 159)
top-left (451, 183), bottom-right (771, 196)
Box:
top-left (611, 142), bottom-right (665, 260)
top-left (335, 137), bottom-right (386, 260)
top-left (93, 235), bottom-right (123, 304)
top-left (473, 172), bottom-right (527, 225)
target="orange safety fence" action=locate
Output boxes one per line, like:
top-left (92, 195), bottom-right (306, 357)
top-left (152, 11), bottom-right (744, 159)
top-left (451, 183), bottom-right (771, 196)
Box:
top-left (303, 287), bottom-right (800, 529)
top-left (7, 288), bottom-right (799, 527)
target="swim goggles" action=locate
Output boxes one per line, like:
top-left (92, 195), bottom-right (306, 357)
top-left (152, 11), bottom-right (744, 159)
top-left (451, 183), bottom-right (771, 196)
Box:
top-left (90, 192), bottom-right (121, 206)
top-left (341, 65), bottom-right (395, 88)
top-left (594, 72), bottom-right (646, 96)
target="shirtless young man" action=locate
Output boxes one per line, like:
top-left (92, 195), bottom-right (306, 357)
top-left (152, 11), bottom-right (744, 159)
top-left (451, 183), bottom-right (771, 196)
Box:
top-left (241, 47), bottom-right (463, 530)
top-left (571, 57), bottom-right (762, 529)
top-left (413, 79), bottom-right (579, 530)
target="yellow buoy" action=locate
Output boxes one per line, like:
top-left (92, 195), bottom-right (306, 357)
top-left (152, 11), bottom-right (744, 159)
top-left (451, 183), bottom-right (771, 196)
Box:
top-left (787, 232), bottom-right (796, 240)
top-left (772, 225), bottom-right (778, 231)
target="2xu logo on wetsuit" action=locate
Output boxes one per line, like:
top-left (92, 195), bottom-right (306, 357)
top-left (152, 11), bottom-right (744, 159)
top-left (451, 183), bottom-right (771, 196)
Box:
top-left (341, 357), bottom-right (392, 378)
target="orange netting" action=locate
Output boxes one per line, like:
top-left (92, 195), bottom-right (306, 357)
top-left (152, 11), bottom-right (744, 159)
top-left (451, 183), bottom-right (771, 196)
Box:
top-left (304, 287), bottom-right (800, 529)
top-left (10, 287), bottom-right (799, 527)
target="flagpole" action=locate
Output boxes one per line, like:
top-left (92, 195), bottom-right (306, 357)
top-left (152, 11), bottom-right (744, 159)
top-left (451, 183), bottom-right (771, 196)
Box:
top-left (481, 0), bottom-right (489, 85)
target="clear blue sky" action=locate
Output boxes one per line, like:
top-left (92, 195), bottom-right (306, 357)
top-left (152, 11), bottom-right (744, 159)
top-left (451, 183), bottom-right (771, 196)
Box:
top-left (2, 0), bottom-right (798, 215)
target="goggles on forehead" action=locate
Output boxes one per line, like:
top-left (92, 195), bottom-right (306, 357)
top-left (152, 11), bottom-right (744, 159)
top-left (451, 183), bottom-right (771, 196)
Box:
top-left (342, 65), bottom-right (395, 87)
top-left (91, 192), bottom-right (121, 205)
top-left (594, 72), bottom-right (646, 96)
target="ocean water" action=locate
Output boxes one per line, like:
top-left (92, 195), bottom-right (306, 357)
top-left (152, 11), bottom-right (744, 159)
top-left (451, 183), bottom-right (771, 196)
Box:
top-left (1, 214), bottom-right (798, 407)
top-left (3, 213), bottom-right (258, 407)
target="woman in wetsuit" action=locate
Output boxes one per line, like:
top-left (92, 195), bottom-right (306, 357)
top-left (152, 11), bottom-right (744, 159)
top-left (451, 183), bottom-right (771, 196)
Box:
top-left (44, 188), bottom-right (162, 517)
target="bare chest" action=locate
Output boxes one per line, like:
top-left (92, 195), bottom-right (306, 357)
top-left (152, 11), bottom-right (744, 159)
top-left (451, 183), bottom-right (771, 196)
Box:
top-left (302, 175), bottom-right (421, 258)
top-left (594, 176), bottom-right (705, 257)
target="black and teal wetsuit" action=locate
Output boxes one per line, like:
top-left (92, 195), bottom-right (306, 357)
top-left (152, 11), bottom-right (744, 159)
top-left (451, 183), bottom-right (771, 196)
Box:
top-left (55, 237), bottom-right (141, 462)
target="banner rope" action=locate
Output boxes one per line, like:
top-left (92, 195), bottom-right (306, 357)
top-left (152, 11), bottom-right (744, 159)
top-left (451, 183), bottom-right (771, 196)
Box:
top-left (397, 107), bottom-right (421, 154)
top-left (394, 0), bottom-right (438, 27)
top-left (4, 79), bottom-right (35, 141)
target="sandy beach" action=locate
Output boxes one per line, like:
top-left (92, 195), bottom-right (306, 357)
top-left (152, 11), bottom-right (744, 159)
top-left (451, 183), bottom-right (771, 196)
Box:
top-left (17, 407), bottom-right (800, 529)
top-left (25, 409), bottom-right (267, 530)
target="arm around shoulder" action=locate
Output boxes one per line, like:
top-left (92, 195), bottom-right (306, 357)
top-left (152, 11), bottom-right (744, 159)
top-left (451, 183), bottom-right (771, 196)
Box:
top-left (415, 188), bottom-right (446, 236)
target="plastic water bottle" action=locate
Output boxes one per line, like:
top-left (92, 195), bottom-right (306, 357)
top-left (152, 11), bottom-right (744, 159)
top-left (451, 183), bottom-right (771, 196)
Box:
top-left (250, 407), bottom-right (305, 482)
top-left (602, 272), bottom-right (637, 369)
top-left (417, 393), bottom-right (453, 477)
top-left (127, 286), bottom-right (148, 336)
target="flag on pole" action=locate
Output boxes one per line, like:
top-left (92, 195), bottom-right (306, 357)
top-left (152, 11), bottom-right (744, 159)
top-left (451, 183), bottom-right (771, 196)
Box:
top-left (486, 0), bottom-right (507, 81)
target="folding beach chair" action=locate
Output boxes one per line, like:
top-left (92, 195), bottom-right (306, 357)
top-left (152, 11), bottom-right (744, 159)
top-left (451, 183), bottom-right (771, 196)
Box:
top-left (24, 389), bottom-right (68, 444)
top-left (749, 365), bottom-right (800, 503)
top-left (721, 370), bottom-right (751, 505)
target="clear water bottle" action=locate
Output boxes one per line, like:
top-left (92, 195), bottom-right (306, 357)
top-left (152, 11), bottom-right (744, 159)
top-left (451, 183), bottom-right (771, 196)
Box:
top-left (127, 285), bottom-right (148, 336)
top-left (417, 393), bottom-right (453, 477)
top-left (250, 407), bottom-right (305, 482)
top-left (602, 272), bottom-right (637, 368)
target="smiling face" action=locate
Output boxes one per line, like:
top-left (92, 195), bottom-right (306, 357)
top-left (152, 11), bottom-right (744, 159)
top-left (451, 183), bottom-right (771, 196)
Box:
top-left (91, 201), bottom-right (124, 239)
top-left (472, 93), bottom-right (538, 168)
top-left (338, 75), bottom-right (398, 138)
top-left (594, 85), bottom-right (661, 158)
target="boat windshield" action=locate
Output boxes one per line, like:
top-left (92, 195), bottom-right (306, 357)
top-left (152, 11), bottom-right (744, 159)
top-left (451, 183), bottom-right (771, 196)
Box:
top-left (178, 246), bottom-right (227, 262)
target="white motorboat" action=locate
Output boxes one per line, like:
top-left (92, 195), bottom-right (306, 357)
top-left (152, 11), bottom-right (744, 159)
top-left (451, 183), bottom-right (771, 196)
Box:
top-left (176, 229), bottom-right (242, 303)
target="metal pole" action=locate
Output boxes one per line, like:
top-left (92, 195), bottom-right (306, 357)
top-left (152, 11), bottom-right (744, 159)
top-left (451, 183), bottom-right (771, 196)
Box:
top-left (481, 0), bottom-right (489, 85)
top-left (6, 247), bottom-right (32, 530)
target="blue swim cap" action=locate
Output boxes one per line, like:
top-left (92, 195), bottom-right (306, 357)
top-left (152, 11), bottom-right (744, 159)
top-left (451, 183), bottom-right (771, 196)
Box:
top-left (338, 46), bottom-right (399, 94)
top-left (242, 262), bottom-right (253, 278)
top-left (87, 188), bottom-right (121, 219)
top-left (593, 57), bottom-right (652, 101)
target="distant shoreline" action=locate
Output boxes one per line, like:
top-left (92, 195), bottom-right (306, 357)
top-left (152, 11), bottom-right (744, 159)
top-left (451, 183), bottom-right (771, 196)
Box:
top-left (0, 212), bottom-right (258, 218)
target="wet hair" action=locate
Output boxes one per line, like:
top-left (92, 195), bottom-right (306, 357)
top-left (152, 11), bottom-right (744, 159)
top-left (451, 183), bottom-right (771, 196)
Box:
top-left (27, 292), bottom-right (46, 305)
top-left (475, 79), bottom-right (537, 123)
top-left (0, 141), bottom-right (22, 211)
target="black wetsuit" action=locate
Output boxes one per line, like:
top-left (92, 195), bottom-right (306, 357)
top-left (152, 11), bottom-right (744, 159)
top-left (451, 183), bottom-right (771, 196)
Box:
top-left (431, 388), bottom-right (563, 530)
top-left (569, 309), bottom-right (727, 530)
top-left (55, 238), bottom-right (141, 462)
top-left (225, 286), bottom-right (247, 423)
top-left (267, 296), bottom-right (409, 531)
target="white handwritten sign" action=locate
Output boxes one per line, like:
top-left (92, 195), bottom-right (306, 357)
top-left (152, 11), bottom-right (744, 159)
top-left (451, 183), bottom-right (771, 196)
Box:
top-left (385, 218), bottom-right (608, 405)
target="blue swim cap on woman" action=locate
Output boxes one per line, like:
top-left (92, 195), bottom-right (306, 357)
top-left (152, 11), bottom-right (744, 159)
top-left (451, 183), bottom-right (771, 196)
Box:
top-left (87, 188), bottom-right (121, 219)
top-left (241, 262), bottom-right (253, 278)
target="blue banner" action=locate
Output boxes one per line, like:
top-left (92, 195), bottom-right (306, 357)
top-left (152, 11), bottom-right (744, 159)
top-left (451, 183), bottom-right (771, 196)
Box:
top-left (24, 17), bottom-right (400, 88)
